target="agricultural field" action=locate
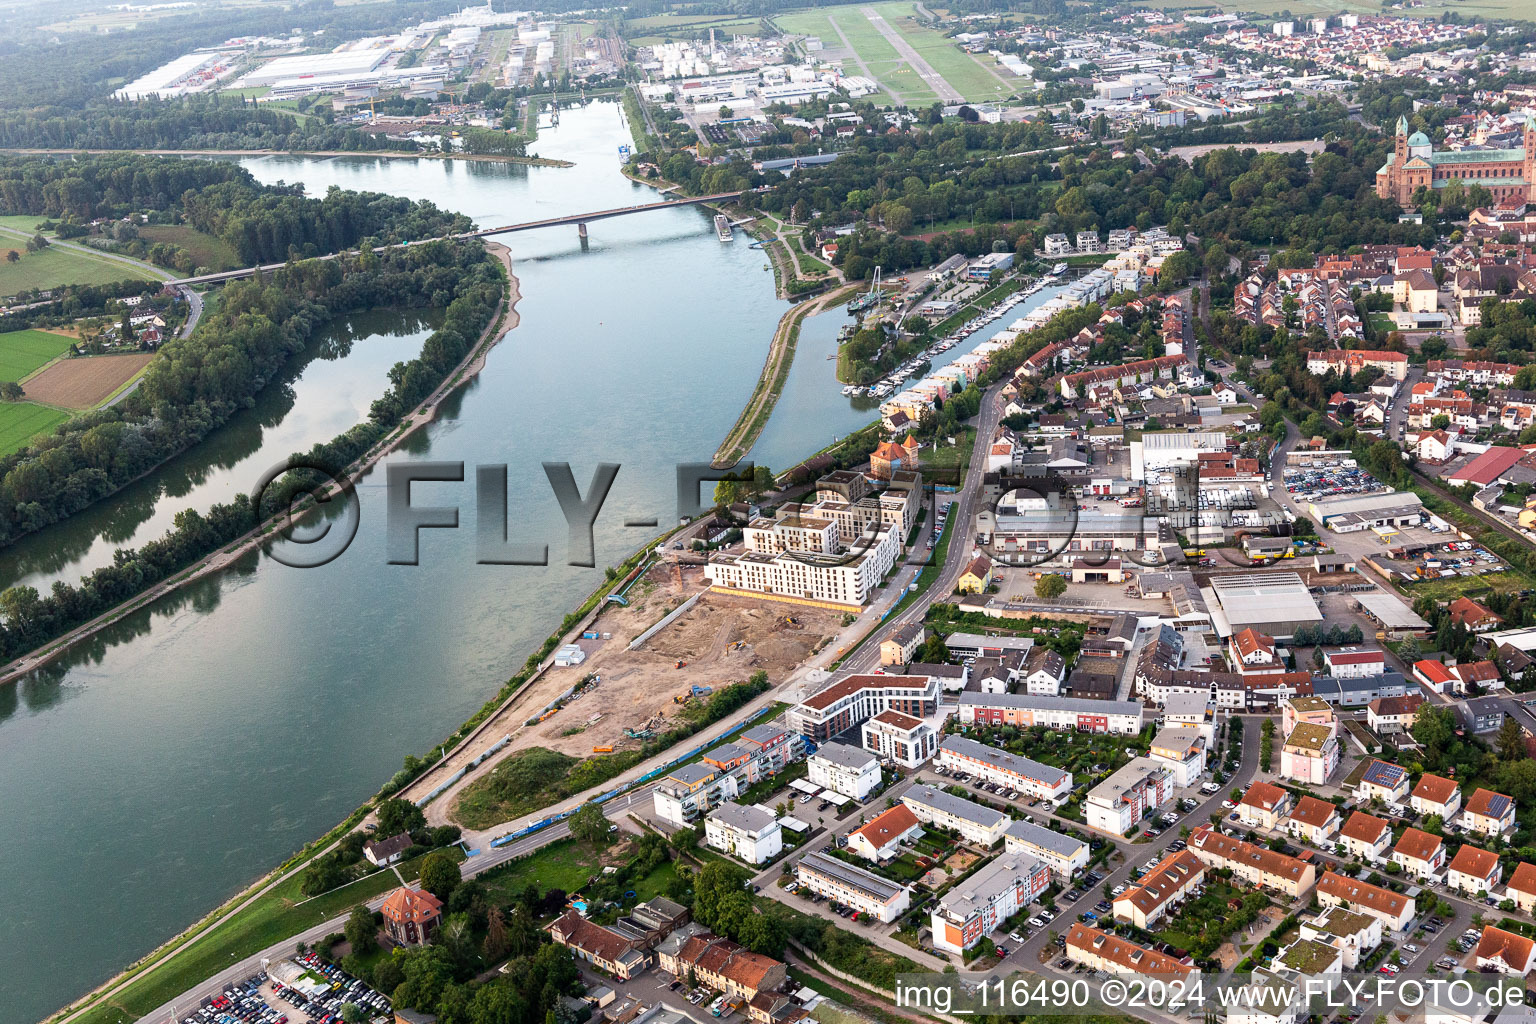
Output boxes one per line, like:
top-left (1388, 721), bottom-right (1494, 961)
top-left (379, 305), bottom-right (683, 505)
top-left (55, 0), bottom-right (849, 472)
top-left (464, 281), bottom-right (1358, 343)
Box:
top-left (0, 402), bottom-right (69, 455)
top-left (0, 236), bottom-right (158, 296)
top-left (0, 328), bottom-right (73, 380)
top-left (137, 224), bottom-right (242, 272)
top-left (22, 352), bottom-right (155, 409)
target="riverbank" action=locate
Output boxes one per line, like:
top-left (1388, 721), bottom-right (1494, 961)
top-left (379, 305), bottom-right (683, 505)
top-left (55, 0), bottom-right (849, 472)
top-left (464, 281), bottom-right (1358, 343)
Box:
top-left (0, 148), bottom-right (575, 167)
top-left (713, 283), bottom-right (859, 469)
top-left (0, 241), bottom-right (522, 689)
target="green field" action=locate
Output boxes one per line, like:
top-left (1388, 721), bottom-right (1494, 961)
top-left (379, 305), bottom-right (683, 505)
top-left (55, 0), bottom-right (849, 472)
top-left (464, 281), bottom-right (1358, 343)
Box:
top-left (775, 2), bottom-right (1012, 105)
top-left (0, 328), bottom-right (73, 380)
top-left (0, 402), bottom-right (69, 454)
top-left (0, 235), bottom-right (158, 296)
top-left (137, 224), bottom-right (242, 272)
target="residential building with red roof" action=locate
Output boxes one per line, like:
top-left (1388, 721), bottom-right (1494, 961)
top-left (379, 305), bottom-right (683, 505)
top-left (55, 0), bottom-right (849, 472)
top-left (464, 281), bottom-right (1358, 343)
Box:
top-left (1186, 826), bottom-right (1316, 898)
top-left (1322, 647), bottom-right (1386, 678)
top-left (1229, 628), bottom-right (1280, 672)
top-left (1506, 861), bottom-right (1536, 915)
top-left (1463, 788), bottom-right (1517, 837)
top-left (1367, 694), bottom-right (1423, 734)
top-left (1316, 872), bottom-right (1414, 932)
top-left (1451, 660), bottom-right (1503, 692)
top-left (381, 887), bottom-right (444, 947)
top-left (1410, 774), bottom-right (1462, 820)
top-left (1340, 811), bottom-right (1393, 863)
top-left (1237, 781), bottom-right (1292, 830)
top-left (1285, 794), bottom-right (1342, 845)
top-left (1475, 925), bottom-right (1536, 976)
top-left (1391, 827), bottom-right (1445, 879)
top-left (846, 804), bottom-right (922, 861)
top-left (1112, 849), bottom-right (1206, 929)
top-left (1065, 923), bottom-right (1197, 978)
top-left (786, 674), bottom-right (941, 742)
top-left (1448, 843), bottom-right (1503, 896)
top-left (551, 907), bottom-right (648, 978)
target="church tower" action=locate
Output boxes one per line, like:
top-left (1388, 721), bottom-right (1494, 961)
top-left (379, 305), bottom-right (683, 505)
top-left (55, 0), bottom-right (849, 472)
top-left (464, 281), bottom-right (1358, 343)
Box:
top-left (1524, 114), bottom-right (1536, 202)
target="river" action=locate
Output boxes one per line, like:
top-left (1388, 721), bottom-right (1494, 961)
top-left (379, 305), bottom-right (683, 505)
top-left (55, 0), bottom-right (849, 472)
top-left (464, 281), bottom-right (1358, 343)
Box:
top-left (0, 99), bottom-right (794, 1024)
top-left (0, 97), bottom-right (1058, 1023)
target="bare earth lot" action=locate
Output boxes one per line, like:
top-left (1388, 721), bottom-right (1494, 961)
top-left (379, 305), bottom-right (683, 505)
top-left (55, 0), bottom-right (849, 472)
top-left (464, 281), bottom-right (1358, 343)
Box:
top-left (23, 352), bottom-right (155, 407)
top-left (519, 566), bottom-right (841, 757)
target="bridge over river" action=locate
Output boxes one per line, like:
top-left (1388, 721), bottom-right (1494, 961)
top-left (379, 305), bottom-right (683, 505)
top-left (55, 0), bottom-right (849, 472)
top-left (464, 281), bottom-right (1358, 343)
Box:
top-left (171, 190), bottom-right (749, 286)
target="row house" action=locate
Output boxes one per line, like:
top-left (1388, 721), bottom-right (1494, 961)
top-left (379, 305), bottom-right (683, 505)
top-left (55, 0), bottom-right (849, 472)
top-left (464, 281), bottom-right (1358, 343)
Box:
top-left (1492, 388), bottom-right (1536, 430)
top-left (1316, 871), bottom-right (1413, 932)
top-left (936, 734), bottom-right (1073, 801)
top-left (1186, 826), bottom-right (1317, 898)
top-left (1065, 923), bottom-right (1197, 979)
top-left (901, 784), bottom-right (1010, 845)
top-left (794, 851), bottom-right (911, 922)
top-left (1004, 819), bottom-right (1090, 879)
top-left (1428, 359), bottom-right (1520, 387)
top-left (661, 933), bottom-right (787, 1002)
top-left (1112, 849), bottom-right (1206, 929)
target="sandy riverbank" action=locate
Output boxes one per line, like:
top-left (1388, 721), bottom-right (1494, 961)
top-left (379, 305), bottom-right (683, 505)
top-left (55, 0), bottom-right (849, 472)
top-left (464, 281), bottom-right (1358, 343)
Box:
top-left (0, 242), bottom-right (523, 687)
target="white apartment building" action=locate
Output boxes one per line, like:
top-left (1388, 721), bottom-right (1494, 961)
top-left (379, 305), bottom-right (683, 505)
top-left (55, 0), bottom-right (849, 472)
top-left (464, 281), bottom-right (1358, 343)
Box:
top-left (653, 764), bottom-right (740, 827)
top-left (1147, 726), bottom-right (1207, 787)
top-left (958, 693), bottom-right (1144, 735)
top-left (786, 674), bottom-right (941, 742)
top-left (807, 743), bottom-right (882, 801)
top-left (704, 803), bottom-right (783, 864)
top-left (902, 784), bottom-right (1010, 846)
top-left (705, 518), bottom-right (899, 608)
top-left (861, 710), bottom-right (938, 769)
top-left (930, 854), bottom-right (1052, 953)
top-left (936, 735), bottom-right (1073, 801)
top-left (795, 851), bottom-right (911, 923)
top-left (1004, 819), bottom-right (1089, 879)
top-left (1085, 758), bottom-right (1174, 835)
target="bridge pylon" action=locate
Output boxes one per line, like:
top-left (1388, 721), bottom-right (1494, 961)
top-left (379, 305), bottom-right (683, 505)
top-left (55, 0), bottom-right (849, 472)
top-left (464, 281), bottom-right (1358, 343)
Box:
top-left (578, 222), bottom-right (588, 250)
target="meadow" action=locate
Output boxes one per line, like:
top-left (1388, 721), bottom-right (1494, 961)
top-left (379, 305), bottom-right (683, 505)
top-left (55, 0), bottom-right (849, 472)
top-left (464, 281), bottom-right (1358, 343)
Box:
top-left (0, 328), bottom-right (73, 380)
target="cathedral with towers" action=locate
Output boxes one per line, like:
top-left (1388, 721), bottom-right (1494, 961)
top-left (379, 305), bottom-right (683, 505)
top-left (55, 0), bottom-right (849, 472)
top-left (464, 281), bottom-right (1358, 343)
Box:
top-left (1375, 115), bottom-right (1536, 205)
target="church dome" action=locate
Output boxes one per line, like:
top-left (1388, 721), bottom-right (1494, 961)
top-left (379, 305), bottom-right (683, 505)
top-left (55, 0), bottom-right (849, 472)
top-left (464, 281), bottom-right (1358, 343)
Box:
top-left (1407, 131), bottom-right (1431, 148)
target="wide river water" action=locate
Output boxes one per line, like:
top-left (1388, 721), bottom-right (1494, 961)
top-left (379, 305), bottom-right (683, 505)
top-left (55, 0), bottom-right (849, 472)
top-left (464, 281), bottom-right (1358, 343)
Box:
top-left (0, 98), bottom-right (1070, 1023)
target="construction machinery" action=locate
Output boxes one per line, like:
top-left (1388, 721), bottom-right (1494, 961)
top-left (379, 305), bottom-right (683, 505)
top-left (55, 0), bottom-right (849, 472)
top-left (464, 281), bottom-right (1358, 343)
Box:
top-left (690, 684), bottom-right (713, 697)
top-left (675, 659), bottom-right (687, 669)
top-left (592, 745), bottom-right (615, 753)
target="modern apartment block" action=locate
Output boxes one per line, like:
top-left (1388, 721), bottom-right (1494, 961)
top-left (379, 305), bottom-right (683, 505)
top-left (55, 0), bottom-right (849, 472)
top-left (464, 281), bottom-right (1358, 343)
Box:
top-left (795, 851), bottom-right (912, 923)
top-left (653, 764), bottom-right (741, 827)
top-left (704, 803), bottom-right (783, 864)
top-left (930, 854), bottom-right (1052, 953)
top-left (1085, 758), bottom-right (1174, 835)
top-left (1003, 819), bottom-right (1089, 879)
top-left (807, 743), bottom-right (882, 801)
top-left (957, 692), bottom-right (1144, 734)
top-left (935, 734), bottom-right (1073, 801)
top-left (786, 674), bottom-right (941, 742)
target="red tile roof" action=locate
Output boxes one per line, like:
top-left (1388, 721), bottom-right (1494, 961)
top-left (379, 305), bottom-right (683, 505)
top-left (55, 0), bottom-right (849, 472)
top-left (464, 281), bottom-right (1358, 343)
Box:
top-left (1393, 827), bottom-right (1442, 864)
top-left (1340, 811), bottom-right (1391, 845)
top-left (849, 804), bottom-right (920, 849)
top-left (382, 887), bottom-right (443, 925)
top-left (1412, 773), bottom-right (1459, 805)
top-left (1449, 844), bottom-right (1500, 881)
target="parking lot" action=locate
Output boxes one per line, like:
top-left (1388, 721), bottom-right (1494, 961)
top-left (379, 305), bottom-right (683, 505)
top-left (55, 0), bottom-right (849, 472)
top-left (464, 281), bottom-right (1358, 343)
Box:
top-left (178, 951), bottom-right (391, 1024)
top-left (1283, 462), bottom-right (1388, 504)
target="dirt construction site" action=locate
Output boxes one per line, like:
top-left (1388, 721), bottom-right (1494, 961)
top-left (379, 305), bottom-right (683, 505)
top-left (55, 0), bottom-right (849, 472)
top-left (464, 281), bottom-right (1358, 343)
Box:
top-left (413, 562), bottom-right (843, 818)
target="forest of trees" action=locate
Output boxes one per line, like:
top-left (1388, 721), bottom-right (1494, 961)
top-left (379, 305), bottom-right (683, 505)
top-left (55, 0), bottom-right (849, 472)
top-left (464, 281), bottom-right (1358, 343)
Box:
top-left (0, 237), bottom-right (504, 660)
top-left (0, 95), bottom-right (409, 153)
top-left (0, 153), bottom-right (472, 266)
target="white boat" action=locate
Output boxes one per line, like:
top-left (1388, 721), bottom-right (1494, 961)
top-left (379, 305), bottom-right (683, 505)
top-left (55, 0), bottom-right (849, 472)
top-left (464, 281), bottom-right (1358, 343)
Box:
top-left (842, 385), bottom-right (860, 396)
top-left (1052, 263), bottom-right (1068, 275)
